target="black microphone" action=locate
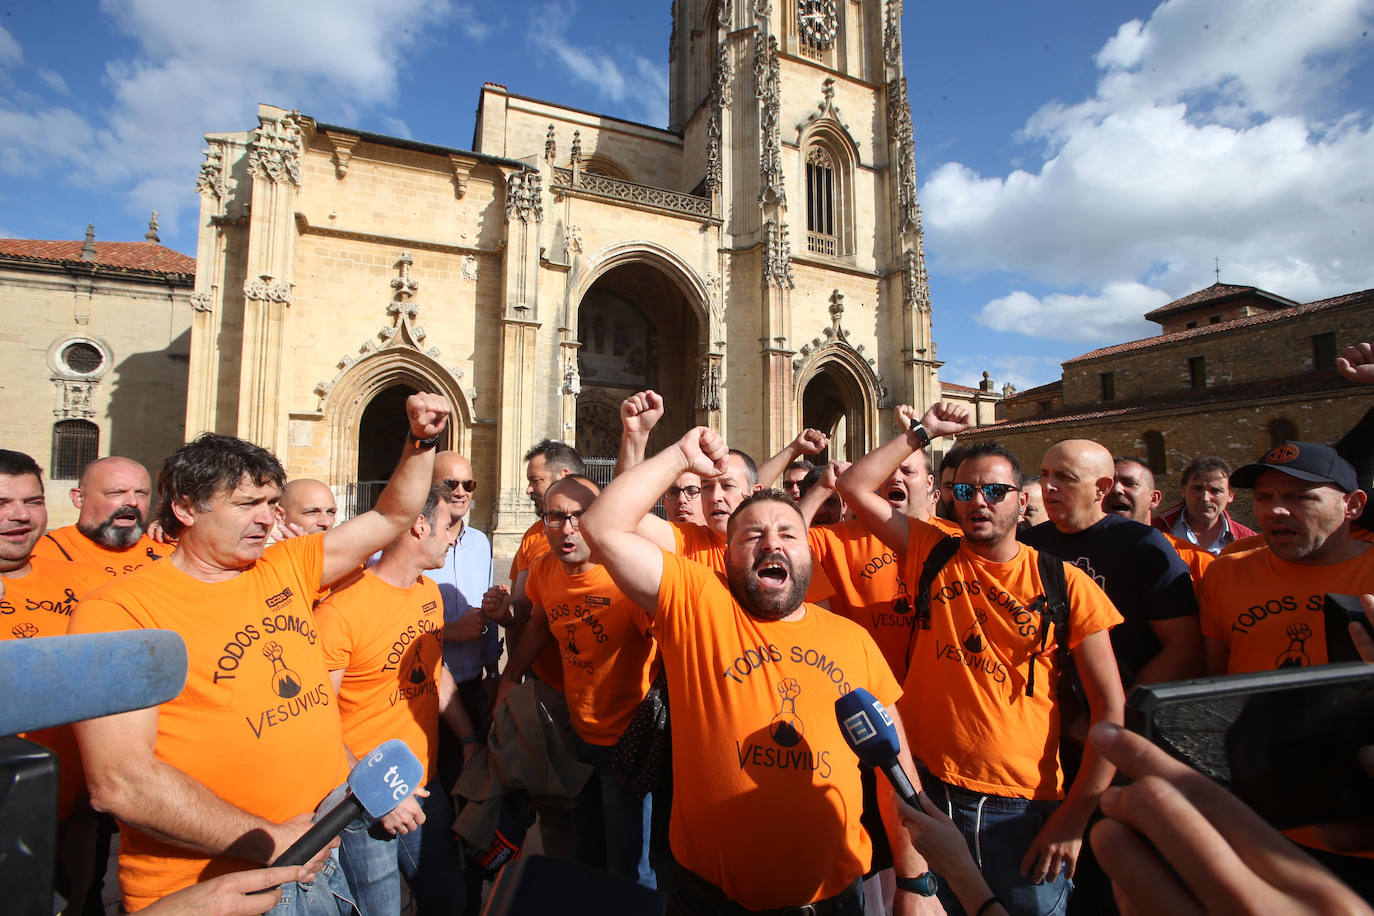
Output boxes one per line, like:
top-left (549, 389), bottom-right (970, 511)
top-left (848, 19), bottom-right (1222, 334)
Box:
top-left (272, 739), bottom-right (423, 867)
top-left (835, 687), bottom-right (918, 807)
top-left (0, 630), bottom-right (188, 735)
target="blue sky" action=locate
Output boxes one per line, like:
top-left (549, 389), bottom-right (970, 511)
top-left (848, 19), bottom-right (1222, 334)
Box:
top-left (2, 0), bottom-right (1372, 391)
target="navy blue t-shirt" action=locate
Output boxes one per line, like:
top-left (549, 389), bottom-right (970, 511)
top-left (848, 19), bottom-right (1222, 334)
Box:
top-left (1021, 515), bottom-right (1196, 686)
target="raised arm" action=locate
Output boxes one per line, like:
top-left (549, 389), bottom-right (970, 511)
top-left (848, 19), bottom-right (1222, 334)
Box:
top-left (839, 403), bottom-right (969, 555)
top-left (319, 393), bottom-right (450, 587)
top-left (757, 428), bottom-right (829, 489)
top-left (582, 426), bottom-right (729, 613)
top-left (797, 460), bottom-right (849, 527)
top-left (616, 389), bottom-right (665, 474)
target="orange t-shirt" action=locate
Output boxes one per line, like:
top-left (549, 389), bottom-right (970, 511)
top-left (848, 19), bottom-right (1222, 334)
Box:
top-left (68, 535), bottom-right (349, 910)
top-left (525, 554), bottom-right (656, 745)
top-left (33, 526), bottom-right (174, 578)
top-left (511, 519), bottom-right (563, 691)
top-left (2, 556), bottom-right (110, 818)
top-left (317, 570), bottom-right (445, 783)
top-left (900, 518), bottom-right (1122, 800)
top-left (1199, 544), bottom-right (1374, 674)
top-left (654, 551), bottom-right (900, 909)
top-left (807, 516), bottom-right (959, 682)
top-left (1161, 531), bottom-right (1216, 590)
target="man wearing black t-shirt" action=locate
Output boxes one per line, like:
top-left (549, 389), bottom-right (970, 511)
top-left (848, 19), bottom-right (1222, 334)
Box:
top-left (1022, 439), bottom-right (1203, 689)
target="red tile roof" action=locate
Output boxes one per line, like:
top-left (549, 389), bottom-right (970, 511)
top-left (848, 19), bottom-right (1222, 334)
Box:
top-left (941, 381), bottom-right (980, 394)
top-left (1142, 282), bottom-right (1296, 322)
top-left (969, 370), bottom-right (1358, 434)
top-left (0, 239), bottom-right (195, 277)
top-left (1065, 290), bottom-right (1373, 364)
top-left (1005, 380), bottom-right (1062, 401)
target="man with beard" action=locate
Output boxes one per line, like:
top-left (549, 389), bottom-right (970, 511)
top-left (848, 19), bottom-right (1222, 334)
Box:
top-left (0, 449), bottom-right (111, 912)
top-left (580, 426), bottom-right (903, 914)
top-left (840, 416), bottom-right (1124, 916)
top-left (1022, 440), bottom-right (1202, 690)
top-left (1106, 457), bottom-right (1214, 587)
top-left (35, 456), bottom-right (173, 576)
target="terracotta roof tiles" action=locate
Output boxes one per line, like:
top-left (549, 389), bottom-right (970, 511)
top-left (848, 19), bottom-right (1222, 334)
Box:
top-left (0, 239), bottom-right (195, 277)
top-left (1142, 282), bottom-right (1296, 322)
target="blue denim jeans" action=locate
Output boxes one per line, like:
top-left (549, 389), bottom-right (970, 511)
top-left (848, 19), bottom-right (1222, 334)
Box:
top-left (270, 849), bottom-right (354, 915)
top-left (921, 770), bottom-right (1072, 916)
top-left (338, 777), bottom-right (467, 915)
top-left (570, 736), bottom-right (655, 890)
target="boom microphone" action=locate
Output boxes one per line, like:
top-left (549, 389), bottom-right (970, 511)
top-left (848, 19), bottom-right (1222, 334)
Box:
top-left (0, 630), bottom-right (188, 735)
top-left (272, 739), bottom-right (423, 867)
top-left (835, 687), bottom-right (918, 807)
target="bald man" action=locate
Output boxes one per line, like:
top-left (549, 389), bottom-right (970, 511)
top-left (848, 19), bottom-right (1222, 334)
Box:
top-left (34, 456), bottom-right (173, 577)
top-left (275, 479), bottom-right (338, 535)
top-left (1022, 439), bottom-right (1202, 689)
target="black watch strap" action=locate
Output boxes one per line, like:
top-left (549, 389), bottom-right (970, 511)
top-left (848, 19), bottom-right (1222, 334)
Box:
top-left (908, 417), bottom-right (932, 448)
top-left (409, 432), bottom-right (441, 451)
top-left (896, 872), bottom-right (940, 896)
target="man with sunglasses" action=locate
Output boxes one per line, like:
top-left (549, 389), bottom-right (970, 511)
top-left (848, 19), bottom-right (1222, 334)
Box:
top-left (840, 410), bottom-right (1124, 916)
top-left (427, 451), bottom-right (498, 800)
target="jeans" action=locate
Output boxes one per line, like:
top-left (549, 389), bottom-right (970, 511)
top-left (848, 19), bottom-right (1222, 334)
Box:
top-left (339, 777), bottom-right (467, 915)
top-left (922, 770), bottom-right (1072, 916)
top-left (270, 849), bottom-right (354, 915)
top-left (570, 736), bottom-right (655, 890)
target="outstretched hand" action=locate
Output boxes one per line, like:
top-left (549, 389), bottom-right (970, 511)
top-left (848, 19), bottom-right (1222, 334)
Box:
top-left (622, 390), bottom-right (665, 436)
top-left (1337, 343), bottom-right (1374, 385)
top-left (1089, 722), bottom-right (1370, 915)
top-left (405, 393), bottom-right (451, 440)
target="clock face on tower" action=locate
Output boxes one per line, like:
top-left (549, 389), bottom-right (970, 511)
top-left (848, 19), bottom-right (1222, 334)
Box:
top-left (798, 0), bottom-right (838, 47)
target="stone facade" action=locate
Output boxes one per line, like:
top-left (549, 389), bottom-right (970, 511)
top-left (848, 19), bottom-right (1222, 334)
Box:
top-left (191, 0), bottom-right (941, 552)
top-left (0, 225), bottom-right (194, 527)
top-left (960, 283), bottom-right (1374, 524)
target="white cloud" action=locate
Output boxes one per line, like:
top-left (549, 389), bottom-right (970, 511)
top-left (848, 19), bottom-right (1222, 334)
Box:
top-left (939, 352), bottom-right (1067, 392)
top-left (529, 1), bottom-right (668, 126)
top-left (0, 0), bottom-right (461, 236)
top-left (37, 69), bottom-right (69, 94)
top-left (923, 0), bottom-right (1374, 343)
top-left (0, 25), bottom-right (21, 68)
top-left (974, 283), bottom-right (1167, 343)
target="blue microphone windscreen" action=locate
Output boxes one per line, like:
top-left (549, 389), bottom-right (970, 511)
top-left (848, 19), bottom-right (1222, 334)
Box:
top-left (835, 687), bottom-right (901, 766)
top-left (0, 630), bottom-right (188, 735)
top-left (349, 738), bottom-right (424, 817)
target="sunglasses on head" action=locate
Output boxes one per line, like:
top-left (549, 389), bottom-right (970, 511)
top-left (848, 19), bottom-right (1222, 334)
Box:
top-left (950, 483), bottom-right (1019, 504)
top-left (443, 478), bottom-right (477, 493)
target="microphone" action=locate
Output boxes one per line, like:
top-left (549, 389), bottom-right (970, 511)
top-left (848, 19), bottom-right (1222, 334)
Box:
top-left (0, 630), bottom-right (188, 735)
top-left (835, 687), bottom-right (918, 807)
top-left (272, 739), bottom-right (423, 867)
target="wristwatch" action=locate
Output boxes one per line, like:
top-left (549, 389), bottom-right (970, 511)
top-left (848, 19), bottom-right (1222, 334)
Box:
top-left (409, 431), bottom-right (440, 451)
top-left (908, 417), bottom-right (932, 449)
top-left (896, 872), bottom-right (940, 896)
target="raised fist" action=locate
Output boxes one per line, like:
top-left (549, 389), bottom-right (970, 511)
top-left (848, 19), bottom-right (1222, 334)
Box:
top-left (1336, 342), bottom-right (1374, 385)
top-left (621, 390), bottom-right (665, 436)
top-left (920, 402), bottom-right (972, 440)
top-left (406, 393), bottom-right (451, 440)
top-left (676, 426), bottom-right (729, 478)
top-left (792, 428), bottom-right (829, 456)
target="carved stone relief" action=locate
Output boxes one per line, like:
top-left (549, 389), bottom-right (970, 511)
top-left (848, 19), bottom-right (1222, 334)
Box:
top-left (245, 277), bottom-right (293, 304)
top-left (52, 378), bottom-right (96, 419)
top-left (248, 113), bottom-right (303, 186)
top-left (505, 170), bottom-right (544, 223)
top-left (887, 78), bottom-right (921, 233)
top-left (189, 292), bottom-right (213, 313)
top-left (324, 130), bottom-right (358, 179)
top-left (754, 34), bottom-right (785, 205)
top-left (461, 255), bottom-right (480, 281)
top-left (195, 142), bottom-right (226, 199)
top-left (884, 0), bottom-right (902, 66)
top-left (763, 219), bottom-right (796, 289)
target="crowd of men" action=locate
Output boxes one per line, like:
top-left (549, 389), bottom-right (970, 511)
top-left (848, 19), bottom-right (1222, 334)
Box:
top-left (1, 342), bottom-right (1372, 916)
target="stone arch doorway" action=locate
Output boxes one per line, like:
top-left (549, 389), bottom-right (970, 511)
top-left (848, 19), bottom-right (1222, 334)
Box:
top-left (799, 360), bottom-right (869, 462)
top-left (574, 261), bottom-right (704, 463)
top-left (357, 383), bottom-right (417, 493)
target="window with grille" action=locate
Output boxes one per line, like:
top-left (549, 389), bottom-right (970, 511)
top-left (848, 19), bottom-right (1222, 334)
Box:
top-left (51, 419), bottom-right (99, 480)
top-left (61, 341), bottom-right (105, 375)
top-left (806, 147), bottom-right (837, 256)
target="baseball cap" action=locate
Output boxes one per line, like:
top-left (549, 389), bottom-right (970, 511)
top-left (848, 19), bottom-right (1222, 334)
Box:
top-left (1231, 441), bottom-right (1360, 493)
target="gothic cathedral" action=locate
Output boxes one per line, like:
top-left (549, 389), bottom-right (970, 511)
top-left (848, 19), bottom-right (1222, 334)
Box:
top-left (187, 0), bottom-right (939, 550)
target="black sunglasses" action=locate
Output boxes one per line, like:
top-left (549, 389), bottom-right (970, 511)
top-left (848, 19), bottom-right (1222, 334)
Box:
top-left (950, 483), bottom-right (1019, 504)
top-left (443, 478), bottom-right (477, 493)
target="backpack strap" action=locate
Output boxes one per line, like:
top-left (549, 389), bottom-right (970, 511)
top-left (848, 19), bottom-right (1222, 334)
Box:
top-left (907, 535), bottom-right (961, 667)
top-left (42, 533), bottom-right (74, 562)
top-left (1025, 550), bottom-right (1070, 698)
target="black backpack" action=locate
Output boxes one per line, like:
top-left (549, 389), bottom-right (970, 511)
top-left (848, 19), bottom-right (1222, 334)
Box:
top-left (908, 536), bottom-right (1083, 721)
